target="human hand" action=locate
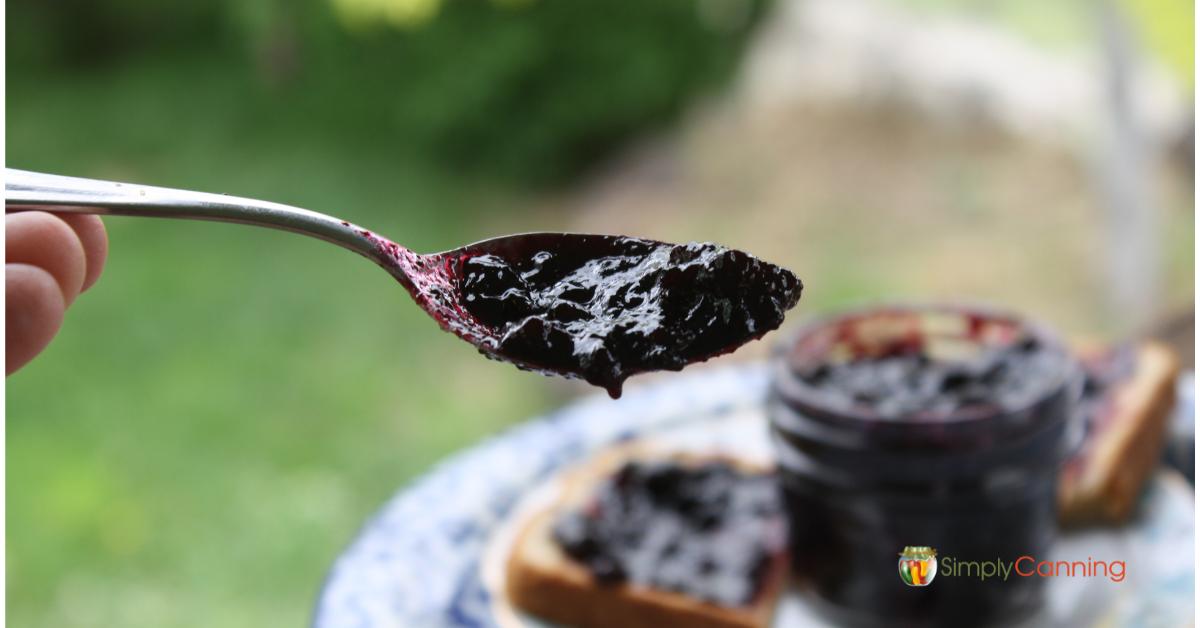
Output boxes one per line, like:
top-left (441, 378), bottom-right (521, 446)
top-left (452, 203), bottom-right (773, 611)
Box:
top-left (6, 212), bottom-right (108, 375)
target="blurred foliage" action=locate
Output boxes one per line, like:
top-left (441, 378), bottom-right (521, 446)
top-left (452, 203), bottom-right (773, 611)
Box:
top-left (332, 0), bottom-right (445, 28)
top-left (8, 0), bottom-right (764, 188)
top-left (1121, 0), bottom-right (1194, 87)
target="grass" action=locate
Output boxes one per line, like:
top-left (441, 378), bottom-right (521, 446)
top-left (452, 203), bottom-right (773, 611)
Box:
top-left (7, 53), bottom-right (570, 627)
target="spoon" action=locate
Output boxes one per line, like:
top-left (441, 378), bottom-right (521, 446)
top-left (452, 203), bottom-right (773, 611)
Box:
top-left (6, 169), bottom-right (802, 397)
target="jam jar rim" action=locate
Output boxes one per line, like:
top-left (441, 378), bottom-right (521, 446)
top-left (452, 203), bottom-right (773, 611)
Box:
top-left (770, 302), bottom-right (1078, 429)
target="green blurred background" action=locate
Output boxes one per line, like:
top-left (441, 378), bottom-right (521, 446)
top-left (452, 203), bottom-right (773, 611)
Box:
top-left (6, 0), bottom-right (1193, 626)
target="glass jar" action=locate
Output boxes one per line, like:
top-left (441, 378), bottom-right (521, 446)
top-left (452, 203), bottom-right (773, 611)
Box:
top-left (768, 304), bottom-right (1082, 627)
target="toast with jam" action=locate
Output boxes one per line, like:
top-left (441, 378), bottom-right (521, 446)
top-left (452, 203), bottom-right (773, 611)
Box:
top-left (505, 453), bottom-right (790, 628)
top-left (1059, 341), bottom-right (1180, 526)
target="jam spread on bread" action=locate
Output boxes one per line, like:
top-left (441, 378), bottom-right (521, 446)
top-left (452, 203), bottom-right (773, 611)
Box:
top-left (795, 334), bottom-right (1063, 419)
top-left (455, 236), bottom-right (802, 398)
top-left (1078, 345), bottom-right (1135, 413)
top-left (550, 461), bottom-right (786, 607)
top-left (1058, 342), bottom-right (1179, 526)
top-left (1062, 350), bottom-right (1129, 479)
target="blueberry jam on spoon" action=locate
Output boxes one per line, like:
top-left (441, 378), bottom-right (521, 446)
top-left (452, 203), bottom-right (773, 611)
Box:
top-left (3, 171), bottom-right (801, 390)
top-left (364, 232), bottom-right (802, 398)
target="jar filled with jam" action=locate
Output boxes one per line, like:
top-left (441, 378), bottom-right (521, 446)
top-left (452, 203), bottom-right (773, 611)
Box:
top-left (768, 304), bottom-right (1083, 627)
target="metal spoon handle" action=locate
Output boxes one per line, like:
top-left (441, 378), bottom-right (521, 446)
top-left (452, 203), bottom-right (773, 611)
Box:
top-left (5, 168), bottom-right (383, 262)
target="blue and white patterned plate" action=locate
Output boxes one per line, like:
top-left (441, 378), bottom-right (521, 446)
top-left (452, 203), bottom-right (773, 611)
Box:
top-left (314, 365), bottom-right (1195, 628)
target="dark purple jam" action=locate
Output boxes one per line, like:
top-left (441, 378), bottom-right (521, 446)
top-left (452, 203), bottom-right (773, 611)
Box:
top-left (1078, 345), bottom-right (1135, 406)
top-left (453, 235), bottom-right (802, 398)
top-left (796, 334), bottom-right (1061, 419)
top-left (551, 461), bottom-right (787, 607)
top-left (1062, 345), bottom-right (1137, 478)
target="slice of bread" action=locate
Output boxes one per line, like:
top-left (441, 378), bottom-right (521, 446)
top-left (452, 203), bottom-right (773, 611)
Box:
top-left (1058, 341), bottom-right (1180, 526)
top-left (505, 451), bottom-right (790, 628)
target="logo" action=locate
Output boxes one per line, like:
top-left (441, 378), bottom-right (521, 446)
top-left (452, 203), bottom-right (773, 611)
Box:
top-left (898, 549), bottom-right (1126, 586)
top-left (899, 546), bottom-right (937, 586)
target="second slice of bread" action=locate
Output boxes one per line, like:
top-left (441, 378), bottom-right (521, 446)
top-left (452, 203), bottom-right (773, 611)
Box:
top-left (1059, 342), bottom-right (1179, 526)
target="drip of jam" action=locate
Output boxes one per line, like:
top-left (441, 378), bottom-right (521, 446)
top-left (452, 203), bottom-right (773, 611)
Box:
top-left (453, 236), bottom-right (802, 398)
top-left (795, 334), bottom-right (1063, 419)
top-left (551, 461), bottom-right (786, 607)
